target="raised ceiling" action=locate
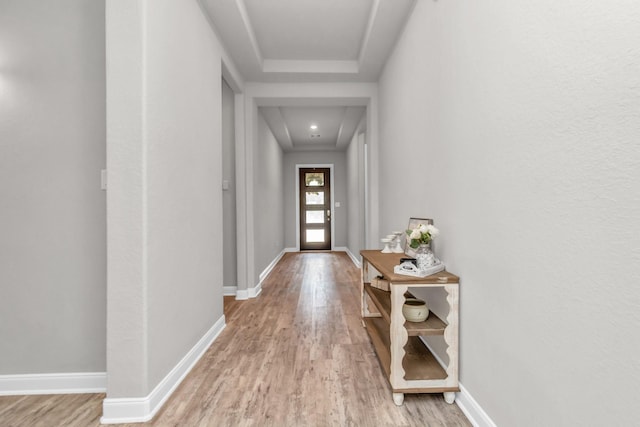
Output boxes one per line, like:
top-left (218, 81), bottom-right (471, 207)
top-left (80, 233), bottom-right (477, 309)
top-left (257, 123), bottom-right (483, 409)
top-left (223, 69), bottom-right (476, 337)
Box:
top-left (260, 106), bottom-right (366, 152)
top-left (200, 0), bottom-right (416, 83)
top-left (245, 0), bottom-right (371, 61)
top-left (200, 0), bottom-right (415, 151)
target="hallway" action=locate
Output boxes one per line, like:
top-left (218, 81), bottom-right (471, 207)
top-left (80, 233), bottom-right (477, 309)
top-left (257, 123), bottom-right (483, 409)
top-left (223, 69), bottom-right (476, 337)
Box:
top-left (0, 253), bottom-right (470, 426)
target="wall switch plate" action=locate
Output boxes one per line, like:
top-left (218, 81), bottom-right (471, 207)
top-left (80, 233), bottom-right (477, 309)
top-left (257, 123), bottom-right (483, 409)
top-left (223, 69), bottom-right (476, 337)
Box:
top-left (222, 179), bottom-right (230, 190)
top-left (101, 169), bottom-right (107, 190)
top-left (335, 202), bottom-right (341, 207)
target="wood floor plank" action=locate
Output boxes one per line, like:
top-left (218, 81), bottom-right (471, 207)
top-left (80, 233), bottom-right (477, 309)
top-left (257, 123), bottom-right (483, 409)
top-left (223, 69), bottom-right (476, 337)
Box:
top-left (0, 252), bottom-right (471, 427)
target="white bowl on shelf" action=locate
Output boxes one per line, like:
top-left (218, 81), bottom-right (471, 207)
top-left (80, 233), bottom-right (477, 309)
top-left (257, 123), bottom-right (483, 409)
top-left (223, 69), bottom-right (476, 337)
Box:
top-left (402, 298), bottom-right (429, 322)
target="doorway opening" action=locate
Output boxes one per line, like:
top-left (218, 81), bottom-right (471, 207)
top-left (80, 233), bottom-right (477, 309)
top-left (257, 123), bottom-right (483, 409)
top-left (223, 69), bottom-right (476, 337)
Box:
top-left (221, 77), bottom-right (237, 303)
top-left (297, 166), bottom-right (333, 251)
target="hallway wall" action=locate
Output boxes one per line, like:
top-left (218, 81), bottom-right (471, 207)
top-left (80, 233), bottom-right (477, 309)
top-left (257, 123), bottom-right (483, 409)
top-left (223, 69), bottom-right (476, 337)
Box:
top-left (253, 113), bottom-right (284, 282)
top-left (105, 0), bottom-right (240, 402)
top-left (346, 119), bottom-right (367, 261)
top-left (0, 0), bottom-right (106, 375)
top-left (378, 1), bottom-right (640, 426)
top-left (282, 151), bottom-right (348, 250)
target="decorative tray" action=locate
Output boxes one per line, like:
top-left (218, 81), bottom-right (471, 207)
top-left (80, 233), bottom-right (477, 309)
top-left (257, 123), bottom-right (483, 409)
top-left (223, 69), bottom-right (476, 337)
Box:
top-left (393, 261), bottom-right (445, 278)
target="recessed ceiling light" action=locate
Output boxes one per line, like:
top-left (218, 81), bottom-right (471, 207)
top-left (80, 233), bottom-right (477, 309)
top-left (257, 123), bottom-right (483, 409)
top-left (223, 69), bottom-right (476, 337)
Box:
top-left (310, 124), bottom-right (318, 131)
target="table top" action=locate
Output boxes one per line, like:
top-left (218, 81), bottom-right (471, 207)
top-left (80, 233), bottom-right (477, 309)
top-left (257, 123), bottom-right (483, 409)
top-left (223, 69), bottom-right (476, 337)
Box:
top-left (361, 250), bottom-right (460, 284)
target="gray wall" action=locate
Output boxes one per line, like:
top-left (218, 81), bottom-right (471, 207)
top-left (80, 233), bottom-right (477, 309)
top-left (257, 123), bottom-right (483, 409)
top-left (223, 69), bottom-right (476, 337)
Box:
top-left (252, 113), bottom-right (284, 282)
top-left (106, 0), bottom-right (227, 396)
top-left (0, 0), bottom-right (106, 374)
top-left (283, 151), bottom-right (348, 249)
top-left (222, 79), bottom-right (237, 288)
top-left (378, 1), bottom-right (640, 426)
top-left (346, 120), bottom-right (367, 260)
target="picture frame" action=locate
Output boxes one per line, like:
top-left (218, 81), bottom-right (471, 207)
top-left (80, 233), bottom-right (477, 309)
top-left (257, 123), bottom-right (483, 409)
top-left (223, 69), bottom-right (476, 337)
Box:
top-left (404, 217), bottom-right (434, 257)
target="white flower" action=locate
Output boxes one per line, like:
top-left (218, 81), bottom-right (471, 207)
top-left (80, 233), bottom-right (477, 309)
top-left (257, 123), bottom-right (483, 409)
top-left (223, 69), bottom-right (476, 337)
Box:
top-left (409, 229), bottom-right (421, 239)
top-left (418, 224), bottom-right (429, 233)
top-left (426, 224), bottom-right (439, 237)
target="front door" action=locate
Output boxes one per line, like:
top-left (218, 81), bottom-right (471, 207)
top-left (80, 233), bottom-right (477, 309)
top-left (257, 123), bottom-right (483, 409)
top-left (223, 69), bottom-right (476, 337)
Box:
top-left (299, 168), bottom-right (331, 251)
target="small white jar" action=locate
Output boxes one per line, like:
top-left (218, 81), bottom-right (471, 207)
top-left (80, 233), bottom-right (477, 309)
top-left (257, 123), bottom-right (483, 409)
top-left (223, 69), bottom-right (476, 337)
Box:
top-left (402, 298), bottom-right (429, 322)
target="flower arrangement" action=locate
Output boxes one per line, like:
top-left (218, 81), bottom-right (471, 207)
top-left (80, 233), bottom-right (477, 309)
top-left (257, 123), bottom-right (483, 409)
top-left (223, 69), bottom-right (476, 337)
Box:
top-left (406, 223), bottom-right (439, 249)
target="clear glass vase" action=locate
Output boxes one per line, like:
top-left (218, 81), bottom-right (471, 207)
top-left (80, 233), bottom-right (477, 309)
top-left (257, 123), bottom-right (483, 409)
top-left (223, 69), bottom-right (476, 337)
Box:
top-left (415, 243), bottom-right (436, 271)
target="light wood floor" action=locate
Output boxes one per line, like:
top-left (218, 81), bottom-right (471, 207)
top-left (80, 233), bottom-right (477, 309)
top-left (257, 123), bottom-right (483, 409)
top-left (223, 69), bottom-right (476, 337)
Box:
top-left (0, 252), bottom-right (471, 427)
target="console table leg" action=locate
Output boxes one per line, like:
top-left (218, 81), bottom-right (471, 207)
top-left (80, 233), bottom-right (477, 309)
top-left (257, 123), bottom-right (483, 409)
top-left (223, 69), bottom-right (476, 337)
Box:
top-left (392, 392), bottom-right (404, 406)
top-left (443, 392), bottom-right (456, 404)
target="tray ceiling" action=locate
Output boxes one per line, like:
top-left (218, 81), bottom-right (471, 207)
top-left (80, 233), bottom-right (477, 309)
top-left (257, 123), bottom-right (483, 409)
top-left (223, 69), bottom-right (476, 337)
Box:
top-left (200, 0), bottom-right (416, 83)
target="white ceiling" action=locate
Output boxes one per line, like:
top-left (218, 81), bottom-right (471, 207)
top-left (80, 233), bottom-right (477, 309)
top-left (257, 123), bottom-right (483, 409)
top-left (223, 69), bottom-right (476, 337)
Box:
top-left (260, 106), bottom-right (366, 152)
top-left (245, 0), bottom-right (372, 61)
top-left (201, 0), bottom-right (416, 83)
top-left (200, 0), bottom-right (415, 151)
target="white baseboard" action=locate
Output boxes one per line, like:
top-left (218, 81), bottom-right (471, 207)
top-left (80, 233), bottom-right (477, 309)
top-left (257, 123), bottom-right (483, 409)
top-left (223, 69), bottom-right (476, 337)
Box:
top-left (100, 315), bottom-right (226, 424)
top-left (259, 250), bottom-right (285, 283)
top-left (235, 289), bottom-right (249, 300)
top-left (236, 250), bottom-right (284, 300)
top-left (283, 247), bottom-right (297, 253)
top-left (455, 383), bottom-right (497, 427)
top-left (250, 282), bottom-right (262, 298)
top-left (235, 281), bottom-right (262, 300)
top-left (223, 285), bottom-right (237, 296)
top-left (344, 247), bottom-right (361, 268)
top-left (418, 337), bottom-right (496, 427)
top-left (0, 372), bottom-right (106, 396)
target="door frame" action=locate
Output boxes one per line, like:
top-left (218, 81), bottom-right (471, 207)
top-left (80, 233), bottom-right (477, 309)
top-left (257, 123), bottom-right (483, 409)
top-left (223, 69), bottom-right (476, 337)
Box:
top-left (295, 163), bottom-right (334, 251)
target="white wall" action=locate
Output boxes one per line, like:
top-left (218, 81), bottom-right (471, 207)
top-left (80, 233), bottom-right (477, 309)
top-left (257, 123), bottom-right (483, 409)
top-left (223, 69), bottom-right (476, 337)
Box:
top-left (0, 0), bottom-right (106, 374)
top-left (222, 79), bottom-right (237, 289)
top-left (282, 151), bottom-right (348, 249)
top-left (253, 113), bottom-right (284, 283)
top-left (378, 1), bottom-right (640, 426)
top-left (106, 0), bottom-right (238, 399)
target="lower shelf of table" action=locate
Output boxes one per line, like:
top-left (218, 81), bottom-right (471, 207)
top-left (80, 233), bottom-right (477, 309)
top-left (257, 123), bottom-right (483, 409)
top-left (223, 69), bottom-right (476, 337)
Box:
top-left (365, 316), bottom-right (456, 392)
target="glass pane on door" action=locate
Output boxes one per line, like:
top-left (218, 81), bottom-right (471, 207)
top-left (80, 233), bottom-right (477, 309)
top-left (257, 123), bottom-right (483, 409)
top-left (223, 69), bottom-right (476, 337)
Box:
top-left (306, 211), bottom-right (324, 224)
top-left (306, 229), bottom-right (325, 243)
top-left (305, 173), bottom-right (324, 187)
top-left (305, 191), bottom-right (324, 205)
